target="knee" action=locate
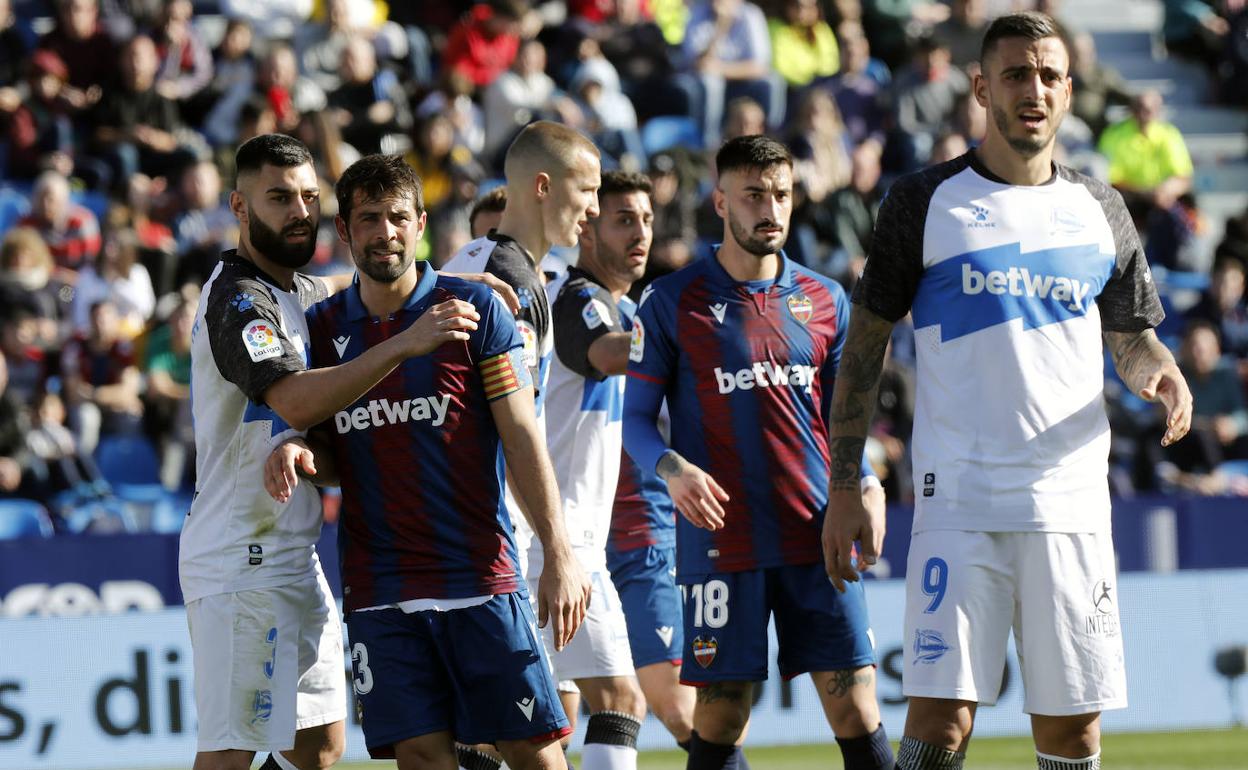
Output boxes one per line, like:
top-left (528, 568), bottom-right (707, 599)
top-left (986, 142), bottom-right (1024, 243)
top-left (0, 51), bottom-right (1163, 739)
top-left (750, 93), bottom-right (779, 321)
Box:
top-left (652, 696), bottom-right (694, 739)
top-left (905, 699), bottom-right (975, 751)
top-left (293, 727), bottom-right (345, 769)
top-left (1033, 714), bottom-right (1100, 759)
top-left (193, 752), bottom-right (253, 770)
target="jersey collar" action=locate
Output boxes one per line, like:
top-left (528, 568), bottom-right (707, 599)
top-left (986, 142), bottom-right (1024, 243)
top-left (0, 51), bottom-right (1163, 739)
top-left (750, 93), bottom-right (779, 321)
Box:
top-left (708, 245), bottom-right (796, 290)
top-left (222, 248), bottom-right (301, 293)
top-left (344, 261), bottom-right (439, 321)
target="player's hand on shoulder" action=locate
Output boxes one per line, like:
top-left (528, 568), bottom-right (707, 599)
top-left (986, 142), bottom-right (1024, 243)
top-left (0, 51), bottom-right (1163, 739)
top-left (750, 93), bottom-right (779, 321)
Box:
top-left (822, 484), bottom-right (885, 593)
top-left (404, 299), bottom-right (481, 355)
top-left (536, 548), bottom-right (592, 651)
top-left (658, 451), bottom-right (730, 531)
top-left (264, 438), bottom-right (316, 504)
top-left (447, 271), bottom-right (521, 314)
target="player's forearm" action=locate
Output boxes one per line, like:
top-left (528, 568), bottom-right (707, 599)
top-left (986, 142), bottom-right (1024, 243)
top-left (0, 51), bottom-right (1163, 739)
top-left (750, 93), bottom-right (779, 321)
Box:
top-left (587, 331), bottom-right (632, 376)
top-left (264, 338), bottom-right (409, 430)
top-left (826, 305), bottom-right (894, 492)
top-left (318, 271), bottom-right (355, 296)
top-left (501, 426), bottom-right (573, 558)
top-left (622, 376), bottom-right (671, 475)
top-left (1104, 328), bottom-right (1178, 397)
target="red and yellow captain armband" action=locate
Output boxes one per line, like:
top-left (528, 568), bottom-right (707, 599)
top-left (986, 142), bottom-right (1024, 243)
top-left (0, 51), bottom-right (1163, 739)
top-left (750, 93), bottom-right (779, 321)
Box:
top-left (479, 348), bottom-right (531, 401)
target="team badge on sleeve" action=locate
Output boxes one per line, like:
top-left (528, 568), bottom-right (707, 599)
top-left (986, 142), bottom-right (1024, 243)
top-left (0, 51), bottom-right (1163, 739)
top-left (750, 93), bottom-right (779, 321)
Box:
top-left (629, 317), bottom-right (645, 363)
top-left (692, 635), bottom-right (718, 668)
top-left (480, 348), bottom-right (531, 400)
top-left (582, 298), bottom-right (614, 330)
top-left (787, 294), bottom-right (813, 325)
top-left (242, 319), bottom-right (283, 362)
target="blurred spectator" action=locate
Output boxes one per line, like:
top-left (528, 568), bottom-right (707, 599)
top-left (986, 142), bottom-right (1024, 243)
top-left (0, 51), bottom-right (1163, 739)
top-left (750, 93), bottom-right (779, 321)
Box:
top-left (25, 389), bottom-right (109, 505)
top-left (1162, 0), bottom-right (1230, 70)
top-left (0, 0), bottom-right (31, 88)
top-left (415, 69), bottom-right (486, 157)
top-left (17, 170), bottom-right (101, 271)
top-left (596, 0), bottom-right (692, 121)
top-left (88, 34), bottom-right (194, 187)
top-left (0, 228), bottom-right (71, 349)
top-left (248, 42), bottom-right (326, 137)
top-left (0, 305), bottom-right (48, 404)
top-left (1162, 320), bottom-right (1248, 487)
top-left (152, 0), bottom-right (212, 108)
top-left (1187, 255), bottom-right (1248, 364)
top-left (198, 18), bottom-right (255, 148)
top-left (769, 0), bottom-right (840, 90)
top-left (888, 35), bottom-right (969, 171)
top-left (294, 110), bottom-right (358, 186)
top-left (683, 0), bottom-right (778, 145)
top-left (37, 0), bottom-right (116, 109)
top-left (860, 0), bottom-right (948, 72)
top-left (142, 294), bottom-right (192, 490)
top-left (928, 129), bottom-right (968, 165)
top-left (482, 38), bottom-right (579, 164)
top-left (1098, 89), bottom-right (1193, 225)
top-left (297, 0), bottom-right (366, 94)
top-left (950, 91), bottom-right (986, 146)
top-left (0, 354), bottom-right (32, 497)
top-left (60, 299), bottom-right (143, 453)
top-left (820, 138), bottom-right (882, 280)
top-left (570, 55), bottom-right (644, 168)
top-left (1, 49), bottom-right (75, 182)
top-left (1144, 192), bottom-right (1207, 273)
top-left (931, 0), bottom-right (988, 71)
top-left (220, 0), bottom-right (312, 41)
top-left (825, 19), bottom-right (889, 148)
top-left (647, 149), bottom-right (699, 259)
top-left (71, 228), bottom-right (155, 338)
top-left (171, 159), bottom-right (235, 287)
top-left (443, 0), bottom-right (529, 89)
top-left (1068, 31), bottom-right (1132, 140)
top-left (326, 35), bottom-right (412, 155)
top-left (789, 87), bottom-right (852, 203)
top-left (406, 112), bottom-right (464, 215)
top-left (468, 184), bottom-right (507, 238)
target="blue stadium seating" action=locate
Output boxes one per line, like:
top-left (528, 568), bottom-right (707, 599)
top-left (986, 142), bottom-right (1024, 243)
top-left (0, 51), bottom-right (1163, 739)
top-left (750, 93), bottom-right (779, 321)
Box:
top-left (95, 435), bottom-right (162, 486)
top-left (641, 116), bottom-right (702, 158)
top-left (0, 499), bottom-right (55, 539)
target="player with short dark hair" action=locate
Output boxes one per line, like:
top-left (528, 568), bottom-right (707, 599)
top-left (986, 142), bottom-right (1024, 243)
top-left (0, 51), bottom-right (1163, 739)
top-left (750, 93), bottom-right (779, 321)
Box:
top-left (469, 186), bottom-right (508, 239)
top-left (824, 12), bottom-right (1193, 770)
top-left (266, 152), bottom-right (590, 770)
top-left (624, 134), bottom-right (893, 770)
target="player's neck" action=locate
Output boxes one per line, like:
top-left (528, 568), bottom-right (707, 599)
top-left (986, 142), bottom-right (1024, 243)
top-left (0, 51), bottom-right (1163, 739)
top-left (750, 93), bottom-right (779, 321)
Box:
top-left (496, 208), bottom-right (548, 268)
top-left (974, 138), bottom-right (1055, 186)
top-left (359, 263), bottom-right (420, 318)
top-left (237, 240), bottom-right (296, 291)
top-left (576, 254), bottom-right (628, 299)
top-left (717, 241), bottom-right (779, 284)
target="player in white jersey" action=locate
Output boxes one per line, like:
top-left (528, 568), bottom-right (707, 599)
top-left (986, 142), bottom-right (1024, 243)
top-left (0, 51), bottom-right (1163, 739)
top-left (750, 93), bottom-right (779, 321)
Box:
top-left (538, 171), bottom-right (664, 770)
top-left (822, 13), bottom-right (1193, 770)
top-left (182, 134), bottom-right (481, 770)
top-left (443, 121), bottom-right (602, 770)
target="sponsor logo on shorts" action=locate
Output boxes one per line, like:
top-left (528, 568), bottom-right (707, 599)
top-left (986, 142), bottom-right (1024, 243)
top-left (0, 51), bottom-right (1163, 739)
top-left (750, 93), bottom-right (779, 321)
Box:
top-left (656, 626), bottom-right (675, 648)
top-left (248, 544), bottom-right (263, 566)
top-left (333, 335), bottom-right (350, 358)
top-left (913, 629), bottom-right (950, 664)
top-left (516, 696), bottom-right (536, 721)
top-left (692, 635), bottom-right (718, 668)
top-left (251, 688), bottom-right (272, 724)
top-left (922, 473), bottom-right (936, 498)
top-left (1086, 579), bottom-right (1118, 636)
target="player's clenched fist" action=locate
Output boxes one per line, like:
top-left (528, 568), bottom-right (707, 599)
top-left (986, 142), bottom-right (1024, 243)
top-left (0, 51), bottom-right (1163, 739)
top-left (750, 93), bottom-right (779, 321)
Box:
top-left (537, 548), bottom-right (592, 651)
top-left (401, 299), bottom-right (480, 355)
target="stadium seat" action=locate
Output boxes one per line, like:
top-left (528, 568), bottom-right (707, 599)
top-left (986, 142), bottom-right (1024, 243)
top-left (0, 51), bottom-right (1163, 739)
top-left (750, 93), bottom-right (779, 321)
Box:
top-left (0, 499), bottom-right (55, 539)
top-left (150, 491), bottom-right (193, 534)
top-left (61, 498), bottom-right (138, 535)
top-left (95, 435), bottom-right (162, 486)
top-left (641, 115), bottom-right (702, 158)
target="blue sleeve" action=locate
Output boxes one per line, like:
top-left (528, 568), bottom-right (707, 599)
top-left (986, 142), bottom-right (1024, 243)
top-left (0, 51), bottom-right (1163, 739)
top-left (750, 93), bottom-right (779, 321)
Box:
top-left (468, 283), bottom-right (523, 361)
top-left (819, 283), bottom-right (852, 426)
top-left (623, 287), bottom-right (678, 474)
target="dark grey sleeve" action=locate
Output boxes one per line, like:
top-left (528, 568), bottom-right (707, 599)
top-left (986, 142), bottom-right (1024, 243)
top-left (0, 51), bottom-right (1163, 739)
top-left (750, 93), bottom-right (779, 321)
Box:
top-left (204, 278), bottom-right (306, 404)
top-left (1090, 184), bottom-right (1165, 332)
top-left (851, 173), bottom-right (931, 322)
top-left (552, 278), bottom-right (620, 381)
top-left (294, 272), bottom-right (330, 310)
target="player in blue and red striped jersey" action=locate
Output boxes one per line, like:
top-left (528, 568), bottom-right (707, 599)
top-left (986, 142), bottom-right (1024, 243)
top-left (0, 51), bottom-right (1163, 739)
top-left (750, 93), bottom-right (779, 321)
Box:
top-left (622, 135), bottom-right (894, 770)
top-left (265, 154), bottom-right (590, 770)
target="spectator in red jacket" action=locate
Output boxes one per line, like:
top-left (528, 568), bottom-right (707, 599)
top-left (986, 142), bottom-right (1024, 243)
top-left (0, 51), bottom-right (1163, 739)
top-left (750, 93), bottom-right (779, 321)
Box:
top-left (17, 170), bottom-right (102, 272)
top-left (442, 0), bottom-right (529, 88)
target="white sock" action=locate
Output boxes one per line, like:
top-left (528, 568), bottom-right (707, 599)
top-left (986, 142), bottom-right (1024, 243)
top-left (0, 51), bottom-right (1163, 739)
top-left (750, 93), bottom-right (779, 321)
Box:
top-left (1036, 750), bottom-right (1101, 770)
top-left (581, 743), bottom-right (637, 770)
top-left (581, 711), bottom-right (641, 770)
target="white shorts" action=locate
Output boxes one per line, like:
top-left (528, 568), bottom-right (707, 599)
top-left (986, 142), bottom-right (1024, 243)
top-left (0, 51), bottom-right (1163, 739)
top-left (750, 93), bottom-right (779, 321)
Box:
top-left (187, 572), bottom-right (348, 752)
top-left (903, 530), bottom-right (1127, 716)
top-left (528, 570), bottom-right (634, 682)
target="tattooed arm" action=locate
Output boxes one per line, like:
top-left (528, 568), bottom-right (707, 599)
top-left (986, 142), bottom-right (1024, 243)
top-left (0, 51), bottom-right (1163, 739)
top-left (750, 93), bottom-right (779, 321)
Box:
top-left (822, 305), bottom-right (896, 592)
top-left (1105, 329), bottom-right (1192, 446)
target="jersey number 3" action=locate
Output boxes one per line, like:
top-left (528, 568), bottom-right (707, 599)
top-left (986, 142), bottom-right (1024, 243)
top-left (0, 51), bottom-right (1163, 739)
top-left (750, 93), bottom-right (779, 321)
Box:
top-left (351, 642), bottom-right (375, 695)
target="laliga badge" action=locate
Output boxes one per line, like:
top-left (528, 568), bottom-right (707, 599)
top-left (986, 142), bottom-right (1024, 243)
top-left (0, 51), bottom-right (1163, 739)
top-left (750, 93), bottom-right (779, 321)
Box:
top-left (692, 635), bottom-right (718, 668)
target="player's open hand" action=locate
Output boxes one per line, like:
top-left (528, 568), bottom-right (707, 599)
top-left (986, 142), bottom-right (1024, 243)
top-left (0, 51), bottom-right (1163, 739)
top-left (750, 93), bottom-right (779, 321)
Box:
top-left (1141, 364), bottom-right (1193, 447)
top-left (264, 438), bottom-right (315, 504)
top-left (536, 549), bottom-right (592, 651)
top-left (448, 272), bottom-right (521, 314)
top-left (404, 299), bottom-right (480, 356)
top-left (662, 456), bottom-right (730, 530)
top-left (822, 485), bottom-right (885, 592)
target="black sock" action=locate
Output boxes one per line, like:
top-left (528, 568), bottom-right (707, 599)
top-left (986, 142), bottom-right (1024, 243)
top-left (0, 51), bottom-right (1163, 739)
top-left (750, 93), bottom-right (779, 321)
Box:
top-left (456, 745), bottom-right (502, 770)
top-left (725, 746), bottom-right (750, 770)
top-left (585, 710), bottom-right (643, 748)
top-left (678, 738), bottom-right (692, 753)
top-left (836, 723), bottom-right (895, 770)
top-left (258, 756), bottom-right (282, 770)
top-left (687, 730), bottom-right (737, 770)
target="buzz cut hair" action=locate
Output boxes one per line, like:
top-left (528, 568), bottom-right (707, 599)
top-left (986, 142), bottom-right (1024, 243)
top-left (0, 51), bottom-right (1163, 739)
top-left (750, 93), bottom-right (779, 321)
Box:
top-left (714, 134), bottom-right (792, 178)
top-left (234, 133), bottom-right (314, 188)
top-left (503, 120), bottom-right (600, 182)
top-left (979, 11), bottom-right (1064, 65)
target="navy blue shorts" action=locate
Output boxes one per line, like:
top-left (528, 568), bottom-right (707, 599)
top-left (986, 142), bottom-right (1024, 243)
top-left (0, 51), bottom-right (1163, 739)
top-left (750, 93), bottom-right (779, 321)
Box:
top-left (678, 563), bottom-right (875, 685)
top-left (607, 544), bottom-right (684, 669)
top-left (345, 593), bottom-right (570, 758)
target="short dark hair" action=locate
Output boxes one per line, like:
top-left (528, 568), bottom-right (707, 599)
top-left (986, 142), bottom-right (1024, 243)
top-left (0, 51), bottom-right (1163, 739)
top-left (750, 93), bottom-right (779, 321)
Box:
top-left (335, 153), bottom-right (424, 224)
top-left (715, 134), bottom-right (792, 178)
top-left (599, 170), bottom-right (652, 199)
top-left (234, 134), bottom-right (314, 187)
top-left (468, 186), bottom-right (507, 232)
top-left (980, 11), bottom-right (1064, 65)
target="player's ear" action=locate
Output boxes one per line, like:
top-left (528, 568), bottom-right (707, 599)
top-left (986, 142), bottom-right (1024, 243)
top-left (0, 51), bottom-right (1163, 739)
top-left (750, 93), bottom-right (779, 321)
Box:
top-left (229, 189), bottom-right (248, 224)
top-left (334, 214), bottom-right (350, 245)
top-left (534, 171), bottom-right (551, 201)
top-left (712, 186), bottom-right (727, 219)
top-left (414, 209), bottom-right (428, 241)
top-left (973, 67), bottom-right (988, 109)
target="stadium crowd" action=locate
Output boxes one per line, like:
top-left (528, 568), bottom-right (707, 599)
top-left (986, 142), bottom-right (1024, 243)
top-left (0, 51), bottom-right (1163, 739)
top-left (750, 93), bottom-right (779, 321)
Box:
top-left (0, 0), bottom-right (1246, 535)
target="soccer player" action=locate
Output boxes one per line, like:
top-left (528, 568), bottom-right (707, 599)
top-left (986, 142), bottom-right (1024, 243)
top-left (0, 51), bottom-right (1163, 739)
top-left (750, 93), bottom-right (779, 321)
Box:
top-left (623, 134), bottom-right (894, 770)
top-left (469, 185), bottom-right (508, 239)
top-left (822, 13), bottom-right (1193, 770)
top-left (181, 134), bottom-right (482, 770)
top-left (541, 170), bottom-right (664, 769)
top-left (268, 153), bottom-right (591, 769)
